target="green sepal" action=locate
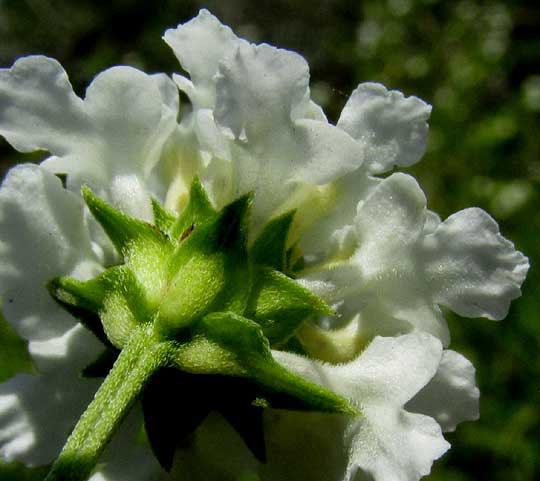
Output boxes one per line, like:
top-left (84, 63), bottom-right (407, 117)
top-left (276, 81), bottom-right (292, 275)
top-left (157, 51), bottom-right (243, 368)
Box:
top-left (250, 210), bottom-right (295, 271)
top-left (286, 244), bottom-right (305, 275)
top-left (81, 348), bottom-right (119, 378)
top-left (49, 266), bottom-right (151, 349)
top-left (82, 187), bottom-right (173, 308)
top-left (246, 267), bottom-right (334, 345)
top-left (82, 186), bottom-right (169, 258)
top-left (97, 266), bottom-right (152, 348)
top-left (181, 311), bottom-right (357, 416)
top-left (170, 177), bottom-right (216, 241)
top-left (156, 195), bottom-right (253, 337)
top-left (47, 276), bottom-right (106, 314)
top-left (197, 311), bottom-right (273, 367)
top-left (151, 198), bottom-right (176, 235)
top-left (47, 276), bottom-right (111, 347)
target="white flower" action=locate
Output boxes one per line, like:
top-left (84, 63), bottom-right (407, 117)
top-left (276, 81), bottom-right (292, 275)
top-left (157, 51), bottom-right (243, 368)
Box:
top-left (170, 340), bottom-right (480, 481)
top-left (297, 173), bottom-right (529, 359)
top-left (0, 8), bottom-right (527, 481)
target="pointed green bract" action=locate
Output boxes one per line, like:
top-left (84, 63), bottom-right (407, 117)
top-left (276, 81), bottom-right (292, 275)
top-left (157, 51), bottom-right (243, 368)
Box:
top-left (48, 276), bottom-right (107, 314)
top-left (151, 198), bottom-right (176, 235)
top-left (170, 177), bottom-right (216, 240)
top-left (247, 267), bottom-right (334, 345)
top-left (47, 276), bottom-right (111, 347)
top-left (47, 184), bottom-right (359, 481)
top-left (155, 194), bottom-right (253, 337)
top-left (82, 186), bottom-right (173, 307)
top-left (82, 186), bottom-right (167, 257)
top-left (250, 210), bottom-right (295, 271)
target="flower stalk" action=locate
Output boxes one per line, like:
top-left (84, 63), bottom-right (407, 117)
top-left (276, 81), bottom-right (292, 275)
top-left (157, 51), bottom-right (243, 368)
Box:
top-left (45, 326), bottom-right (173, 481)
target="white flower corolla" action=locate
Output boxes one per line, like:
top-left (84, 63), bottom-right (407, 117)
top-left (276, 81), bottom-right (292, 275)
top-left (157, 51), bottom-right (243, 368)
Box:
top-left (162, 10), bottom-right (365, 234)
top-left (298, 172), bottom-right (528, 359)
top-left (0, 8), bottom-right (526, 481)
top-left (168, 333), bottom-right (451, 481)
top-left (0, 56), bottom-right (178, 222)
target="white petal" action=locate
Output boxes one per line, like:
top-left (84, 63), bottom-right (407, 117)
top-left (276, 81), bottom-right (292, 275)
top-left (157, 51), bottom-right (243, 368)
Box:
top-left (423, 207), bottom-right (529, 319)
top-left (214, 43), bottom-right (311, 141)
top-left (273, 333), bottom-right (448, 481)
top-left (346, 408), bottom-right (449, 481)
top-left (275, 332), bottom-right (442, 407)
top-left (0, 325), bottom-right (102, 466)
top-left (0, 56), bottom-right (86, 154)
top-left (0, 164), bottom-right (101, 340)
top-left (338, 83), bottom-right (431, 174)
top-left (0, 56), bottom-right (175, 217)
top-left (289, 119), bottom-right (366, 186)
top-left (352, 173), bottom-right (426, 279)
top-left (164, 9), bottom-right (243, 108)
top-left (407, 350), bottom-right (479, 432)
top-left (213, 42), bottom-right (364, 229)
top-left (170, 334), bottom-right (447, 481)
top-left (151, 73), bottom-right (180, 117)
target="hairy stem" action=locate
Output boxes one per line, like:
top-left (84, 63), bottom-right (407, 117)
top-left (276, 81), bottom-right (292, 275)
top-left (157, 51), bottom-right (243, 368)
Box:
top-left (45, 326), bottom-right (172, 481)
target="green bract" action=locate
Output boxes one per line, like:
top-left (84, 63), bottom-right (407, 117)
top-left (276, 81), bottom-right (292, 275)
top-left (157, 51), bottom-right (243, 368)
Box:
top-left (46, 178), bottom-right (356, 477)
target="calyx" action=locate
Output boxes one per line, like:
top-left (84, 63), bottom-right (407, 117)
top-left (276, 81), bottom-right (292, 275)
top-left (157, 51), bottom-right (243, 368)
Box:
top-left (48, 178), bottom-right (358, 471)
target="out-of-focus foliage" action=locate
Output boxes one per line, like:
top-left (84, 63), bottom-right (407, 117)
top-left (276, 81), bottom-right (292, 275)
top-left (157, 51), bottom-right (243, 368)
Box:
top-left (0, 1), bottom-right (538, 480)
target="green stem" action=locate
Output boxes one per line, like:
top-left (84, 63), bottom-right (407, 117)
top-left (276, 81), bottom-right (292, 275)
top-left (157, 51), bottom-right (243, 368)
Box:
top-left (45, 326), bottom-right (172, 481)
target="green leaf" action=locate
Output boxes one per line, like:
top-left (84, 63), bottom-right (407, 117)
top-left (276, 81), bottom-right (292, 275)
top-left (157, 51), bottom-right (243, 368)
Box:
top-left (151, 198), bottom-right (176, 235)
top-left (250, 210), bottom-right (295, 271)
top-left (246, 267), bottom-right (334, 345)
top-left (170, 177), bottom-right (216, 241)
top-left (81, 348), bottom-right (119, 378)
top-left (0, 310), bottom-right (34, 382)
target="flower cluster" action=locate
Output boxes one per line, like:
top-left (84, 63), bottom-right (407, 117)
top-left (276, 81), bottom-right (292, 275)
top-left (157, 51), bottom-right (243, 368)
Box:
top-left (0, 9), bottom-right (528, 481)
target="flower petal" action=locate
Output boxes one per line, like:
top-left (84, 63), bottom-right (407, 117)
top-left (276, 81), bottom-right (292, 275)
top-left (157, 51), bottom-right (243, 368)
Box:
top-left (0, 164), bottom-right (101, 340)
top-left (0, 56), bottom-right (176, 219)
top-left (45, 65), bottom-right (176, 219)
top-left (0, 325), bottom-right (101, 466)
top-left (0, 56), bottom-right (86, 154)
top-left (337, 83), bottom-right (431, 174)
top-left (273, 333), bottom-right (448, 481)
top-left (213, 42), bottom-right (363, 229)
top-left (164, 9), bottom-right (243, 109)
top-left (407, 350), bottom-right (479, 432)
top-left (214, 43), bottom-right (311, 141)
top-left (352, 173), bottom-right (426, 279)
top-left (423, 207), bottom-right (529, 319)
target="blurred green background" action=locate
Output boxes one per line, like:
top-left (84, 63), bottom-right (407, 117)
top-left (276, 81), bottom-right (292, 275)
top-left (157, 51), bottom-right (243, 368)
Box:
top-left (0, 0), bottom-right (538, 480)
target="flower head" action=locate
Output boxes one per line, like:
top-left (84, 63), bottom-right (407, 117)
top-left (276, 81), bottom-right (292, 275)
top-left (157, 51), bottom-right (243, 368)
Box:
top-left (0, 9), bottom-right (528, 481)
